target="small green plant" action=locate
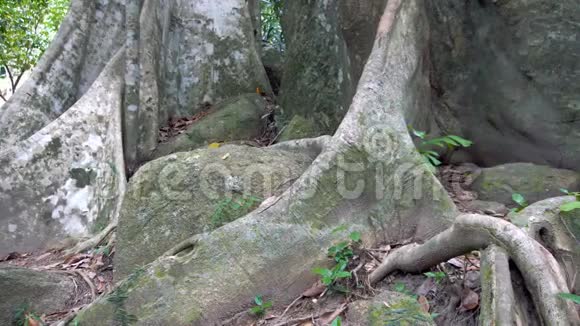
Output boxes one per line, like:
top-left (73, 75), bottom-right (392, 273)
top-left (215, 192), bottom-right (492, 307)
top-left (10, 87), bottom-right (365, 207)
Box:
top-left (393, 282), bottom-right (417, 299)
top-left (312, 231), bottom-right (361, 293)
top-left (511, 193), bottom-right (528, 213)
top-left (331, 316), bottom-right (342, 326)
top-left (13, 303), bottom-right (42, 326)
top-left (558, 292), bottom-right (580, 304)
top-left (559, 189), bottom-right (580, 212)
top-left (424, 271), bottom-right (446, 284)
top-left (410, 128), bottom-right (472, 168)
top-left (249, 295), bottom-right (273, 317)
top-left (93, 245), bottom-right (111, 256)
top-left (210, 195), bottom-right (262, 228)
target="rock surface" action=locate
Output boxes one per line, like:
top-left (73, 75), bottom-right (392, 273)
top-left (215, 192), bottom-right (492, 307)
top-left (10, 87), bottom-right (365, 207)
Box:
top-left (0, 267), bottom-right (76, 325)
top-left (151, 94), bottom-right (266, 159)
top-left (427, 0), bottom-right (580, 170)
top-left (347, 291), bottom-right (434, 326)
top-left (115, 145), bottom-right (314, 279)
top-left (278, 115), bottom-right (320, 142)
top-left (470, 163), bottom-right (580, 206)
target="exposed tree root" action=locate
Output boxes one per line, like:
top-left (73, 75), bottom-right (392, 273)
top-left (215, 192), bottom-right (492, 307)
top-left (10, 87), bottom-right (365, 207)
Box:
top-left (162, 234), bottom-right (205, 257)
top-left (369, 214), bottom-right (579, 325)
top-left (480, 245), bottom-right (515, 325)
top-left (270, 135), bottom-right (332, 159)
top-left (63, 221), bottom-right (116, 256)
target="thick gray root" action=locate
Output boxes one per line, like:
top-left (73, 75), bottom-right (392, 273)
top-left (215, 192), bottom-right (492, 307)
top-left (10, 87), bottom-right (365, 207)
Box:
top-left (479, 245), bottom-right (516, 326)
top-left (270, 135), bottom-right (332, 160)
top-left (369, 214), bottom-right (578, 325)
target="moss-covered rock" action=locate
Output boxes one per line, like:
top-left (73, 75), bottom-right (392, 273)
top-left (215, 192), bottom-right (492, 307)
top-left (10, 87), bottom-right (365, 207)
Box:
top-left (152, 94), bottom-right (266, 158)
top-left (0, 267), bottom-right (76, 325)
top-left (278, 115), bottom-right (321, 142)
top-left (470, 163), bottom-right (580, 206)
top-left (347, 291), bottom-right (434, 326)
top-left (115, 144), bottom-right (313, 279)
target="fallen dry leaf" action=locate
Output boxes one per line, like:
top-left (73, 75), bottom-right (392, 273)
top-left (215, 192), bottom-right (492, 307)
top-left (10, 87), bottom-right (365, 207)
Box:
top-left (302, 281), bottom-right (326, 297)
top-left (418, 296), bottom-right (430, 313)
top-left (461, 288), bottom-right (479, 311)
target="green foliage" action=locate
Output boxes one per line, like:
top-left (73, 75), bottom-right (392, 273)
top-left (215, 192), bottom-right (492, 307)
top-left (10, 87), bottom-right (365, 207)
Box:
top-left (423, 271), bottom-right (446, 284)
top-left (511, 193), bottom-right (528, 213)
top-left (260, 0), bottom-right (284, 50)
top-left (13, 303), bottom-right (42, 326)
top-left (312, 231), bottom-right (361, 294)
top-left (393, 282), bottom-right (417, 299)
top-left (92, 245), bottom-right (111, 256)
top-left (210, 195), bottom-right (262, 228)
top-left (559, 189), bottom-right (580, 212)
top-left (249, 295), bottom-right (273, 317)
top-left (331, 316), bottom-right (342, 326)
top-left (0, 0), bottom-right (69, 92)
top-left (409, 128), bottom-right (472, 169)
top-left (558, 292), bottom-right (580, 304)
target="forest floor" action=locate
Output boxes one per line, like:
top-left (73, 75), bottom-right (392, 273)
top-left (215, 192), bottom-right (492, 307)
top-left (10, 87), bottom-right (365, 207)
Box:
top-left (0, 164), bottom-right (504, 325)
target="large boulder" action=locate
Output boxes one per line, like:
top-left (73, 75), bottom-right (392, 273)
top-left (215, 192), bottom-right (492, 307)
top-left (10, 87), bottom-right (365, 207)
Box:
top-left (0, 267), bottom-right (76, 325)
top-left (347, 291), bottom-right (434, 325)
top-left (151, 94), bottom-right (266, 159)
top-left (114, 145), bottom-right (314, 279)
top-left (470, 163), bottom-right (580, 206)
top-left (427, 0), bottom-right (580, 170)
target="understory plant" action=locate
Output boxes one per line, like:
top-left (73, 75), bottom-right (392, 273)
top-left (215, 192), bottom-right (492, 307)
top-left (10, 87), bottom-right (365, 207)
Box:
top-left (249, 295), bottom-right (273, 317)
top-left (409, 128), bottom-right (472, 169)
top-left (13, 303), bottom-right (42, 326)
top-left (312, 230), bottom-right (361, 293)
top-left (559, 189), bottom-right (580, 212)
top-left (511, 193), bottom-right (528, 213)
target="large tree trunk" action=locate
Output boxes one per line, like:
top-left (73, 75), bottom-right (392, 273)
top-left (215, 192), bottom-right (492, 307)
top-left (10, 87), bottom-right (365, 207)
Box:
top-left (1, 0), bottom-right (577, 324)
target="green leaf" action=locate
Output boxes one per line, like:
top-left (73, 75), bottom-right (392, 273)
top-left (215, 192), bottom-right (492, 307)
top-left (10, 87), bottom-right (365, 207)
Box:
top-left (560, 201), bottom-right (580, 212)
top-left (349, 231), bottom-right (361, 242)
top-left (511, 193), bottom-right (527, 207)
top-left (254, 295), bottom-right (263, 306)
top-left (312, 267), bottom-right (332, 278)
top-left (412, 129), bottom-right (427, 139)
top-left (560, 188), bottom-right (570, 195)
top-left (331, 317), bottom-right (342, 326)
top-left (394, 282), bottom-right (406, 293)
top-left (262, 301), bottom-right (273, 309)
top-left (558, 293), bottom-right (580, 304)
top-left (446, 135), bottom-right (473, 147)
top-left (334, 271), bottom-right (352, 279)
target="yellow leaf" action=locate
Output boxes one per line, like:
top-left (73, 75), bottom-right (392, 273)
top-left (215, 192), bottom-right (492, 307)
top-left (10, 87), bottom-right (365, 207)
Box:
top-left (208, 143), bottom-right (221, 149)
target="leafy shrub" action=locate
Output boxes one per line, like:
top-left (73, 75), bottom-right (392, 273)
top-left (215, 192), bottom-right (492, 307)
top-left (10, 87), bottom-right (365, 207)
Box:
top-left (409, 128), bottom-right (472, 169)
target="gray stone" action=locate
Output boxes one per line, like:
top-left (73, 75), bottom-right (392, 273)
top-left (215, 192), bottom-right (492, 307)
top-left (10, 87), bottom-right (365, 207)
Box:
top-left (0, 267), bottom-right (76, 325)
top-left (278, 115), bottom-right (321, 142)
top-left (151, 94), bottom-right (266, 159)
top-left (463, 200), bottom-right (509, 215)
top-left (427, 0), bottom-right (580, 170)
top-left (114, 145), bottom-right (314, 279)
top-left (346, 291), bottom-right (434, 326)
top-left (470, 163), bottom-right (580, 206)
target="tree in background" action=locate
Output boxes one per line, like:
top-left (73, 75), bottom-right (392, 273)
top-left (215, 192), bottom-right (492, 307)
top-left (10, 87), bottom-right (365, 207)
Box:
top-left (260, 0), bottom-right (283, 50)
top-left (0, 0), bottom-right (69, 101)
